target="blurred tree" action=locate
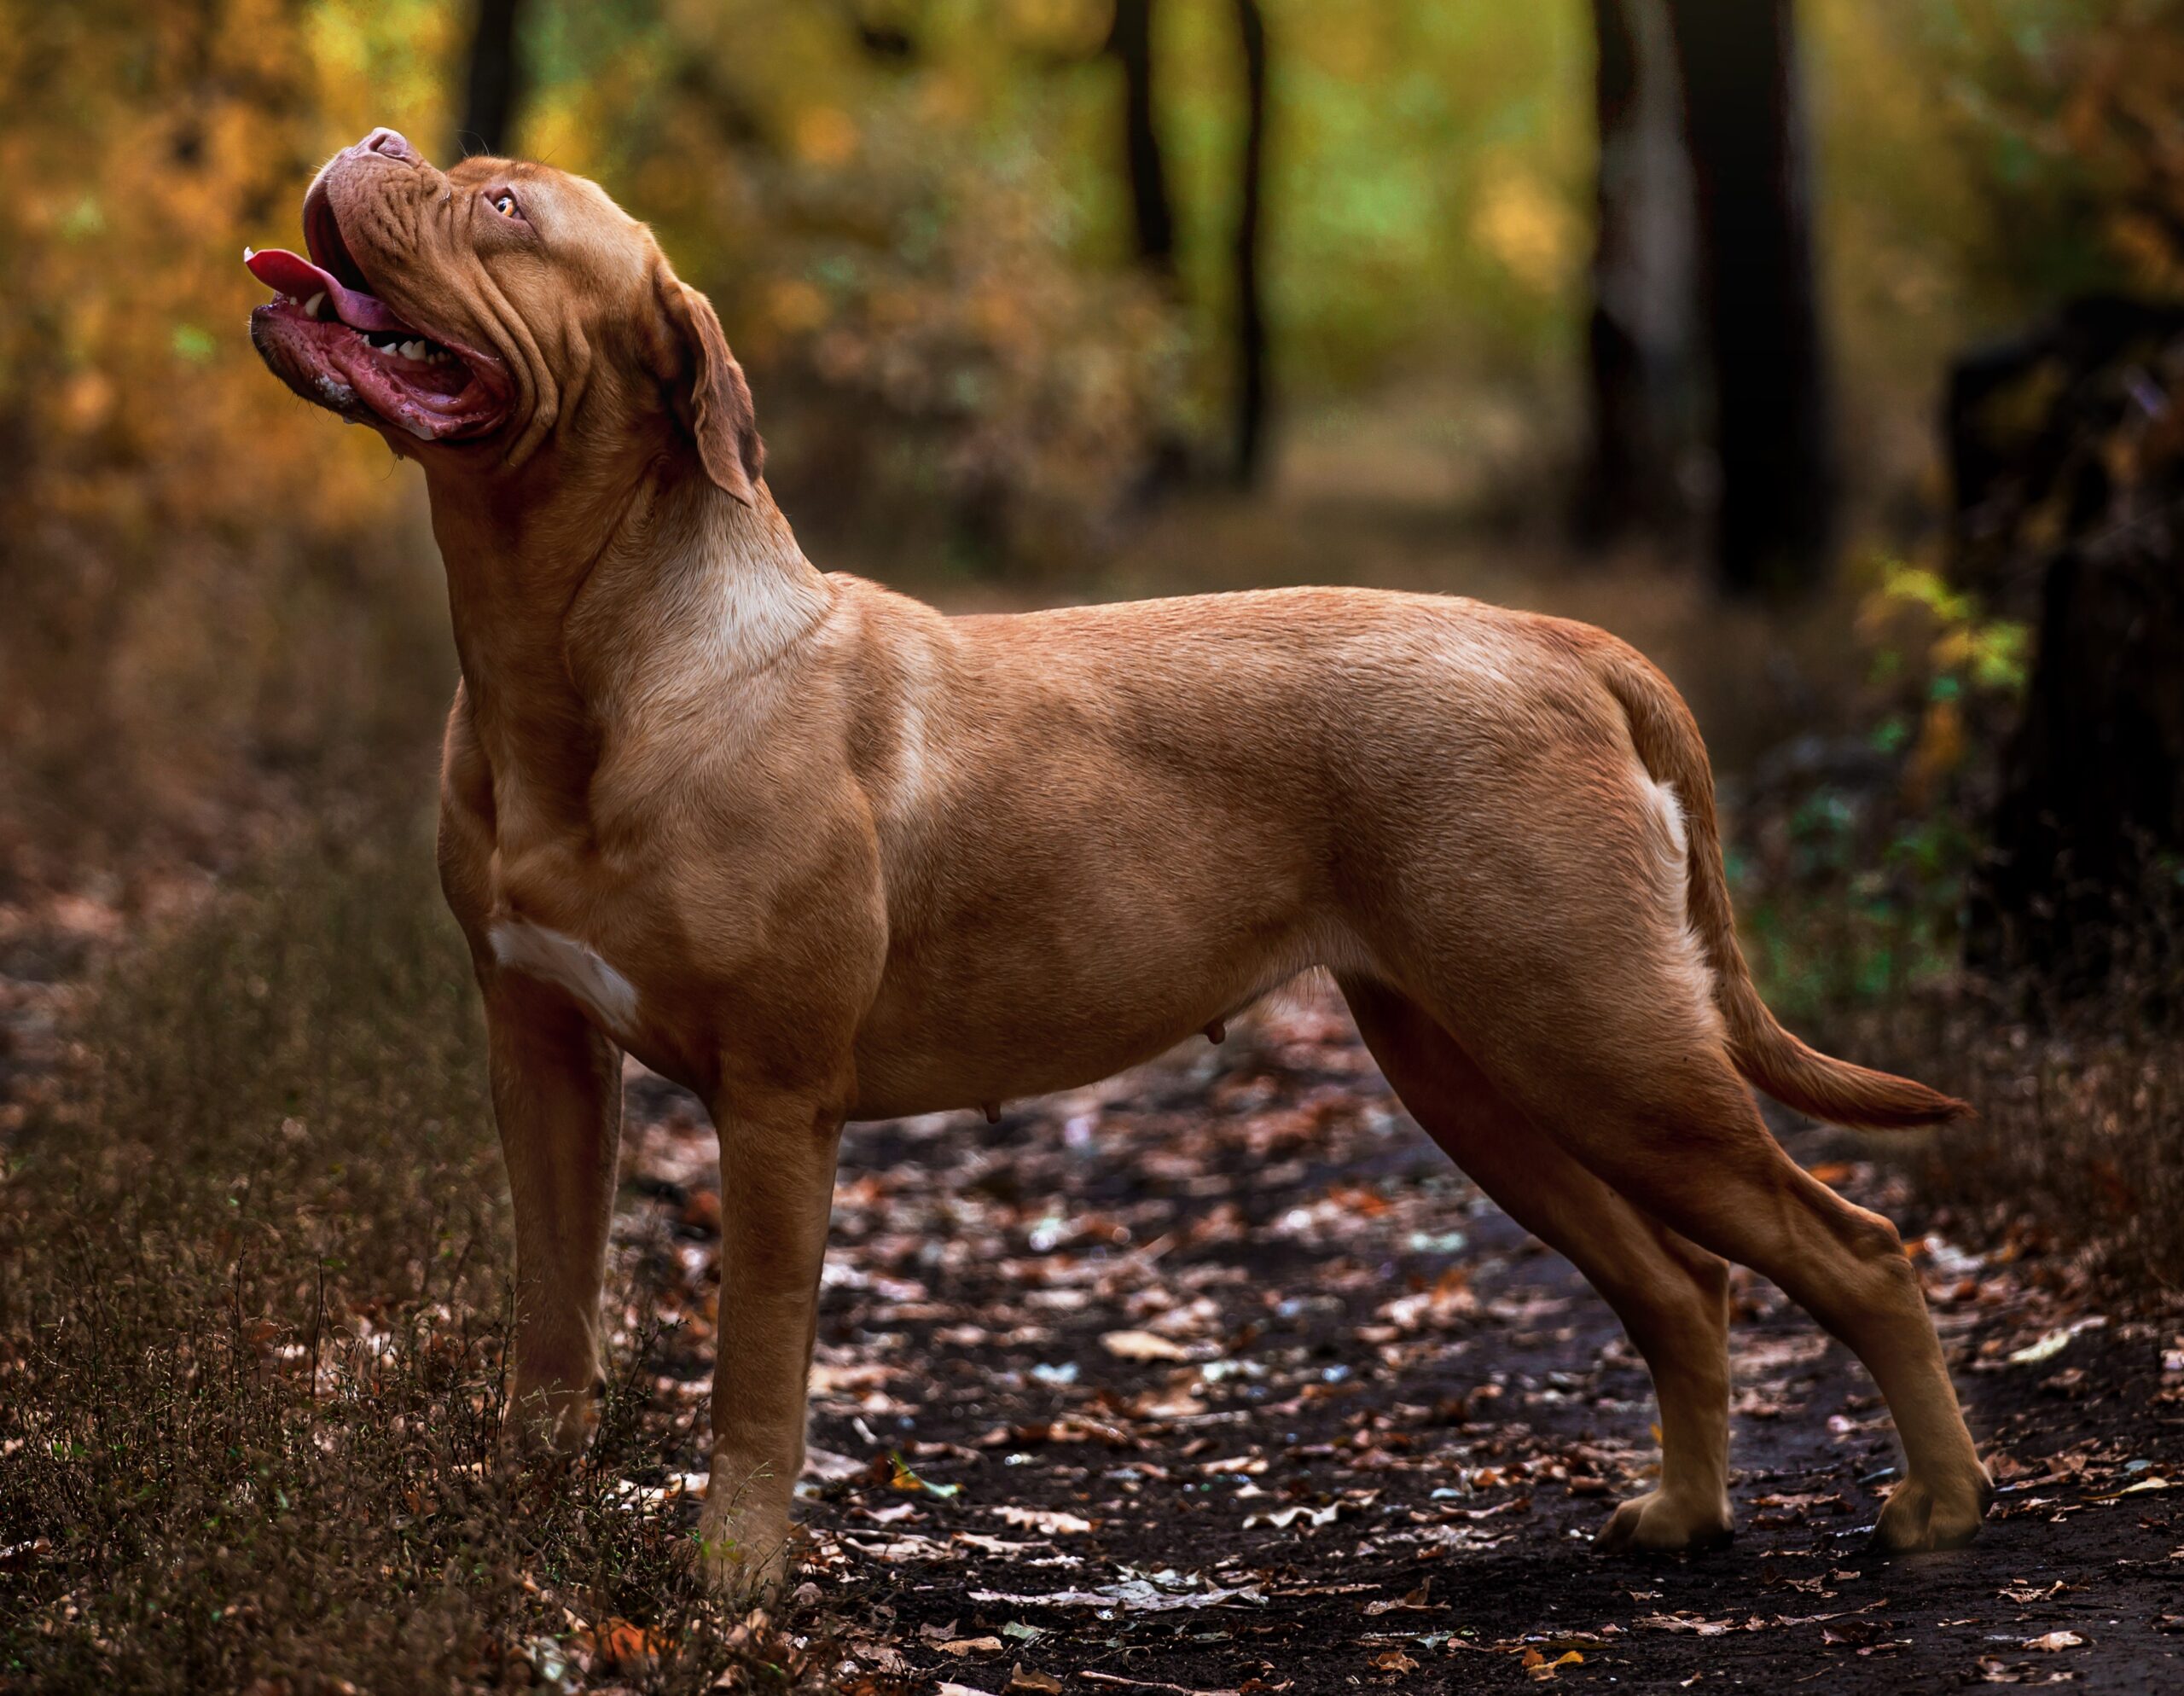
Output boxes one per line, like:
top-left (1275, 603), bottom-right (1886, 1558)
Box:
top-left (1931, 4), bottom-right (2184, 983)
top-left (1666, 0), bottom-right (1833, 594)
top-left (1581, 0), bottom-right (1698, 545)
top-left (1107, 0), bottom-right (1176, 277)
top-left (1231, 0), bottom-right (1269, 486)
top-left (0, 0), bottom-right (457, 873)
top-left (456, 0), bottom-right (526, 158)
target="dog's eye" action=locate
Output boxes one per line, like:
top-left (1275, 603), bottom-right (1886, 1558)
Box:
top-left (489, 189), bottom-right (522, 220)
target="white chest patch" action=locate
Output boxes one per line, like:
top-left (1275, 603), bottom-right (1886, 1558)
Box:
top-left (490, 920), bottom-right (642, 1037)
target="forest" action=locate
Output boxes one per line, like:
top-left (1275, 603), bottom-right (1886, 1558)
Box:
top-left (2, 1), bottom-right (2181, 1691)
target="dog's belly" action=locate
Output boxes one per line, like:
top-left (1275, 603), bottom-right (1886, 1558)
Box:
top-left (847, 994), bottom-right (1228, 1120)
top-left (845, 921), bottom-right (1355, 1120)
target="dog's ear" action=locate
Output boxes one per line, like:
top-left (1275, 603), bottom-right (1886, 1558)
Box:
top-left (649, 259), bottom-right (764, 506)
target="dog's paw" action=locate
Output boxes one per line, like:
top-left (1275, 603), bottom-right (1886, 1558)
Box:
top-left (696, 1455), bottom-right (799, 1600)
top-left (697, 1507), bottom-right (797, 1602)
top-left (1595, 1488), bottom-right (1734, 1554)
top-left (1867, 1468), bottom-right (1992, 1555)
top-left (502, 1374), bottom-right (603, 1459)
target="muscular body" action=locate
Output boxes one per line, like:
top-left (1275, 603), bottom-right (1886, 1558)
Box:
top-left (250, 127), bottom-right (1992, 1594)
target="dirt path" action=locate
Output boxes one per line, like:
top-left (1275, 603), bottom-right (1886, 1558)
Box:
top-left (612, 986), bottom-right (2184, 1694)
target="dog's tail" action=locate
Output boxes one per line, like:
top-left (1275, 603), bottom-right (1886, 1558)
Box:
top-left (1599, 648), bottom-right (1972, 1132)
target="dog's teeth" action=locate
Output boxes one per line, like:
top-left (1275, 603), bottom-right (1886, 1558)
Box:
top-left (400, 340), bottom-right (427, 361)
top-left (304, 291), bottom-right (327, 321)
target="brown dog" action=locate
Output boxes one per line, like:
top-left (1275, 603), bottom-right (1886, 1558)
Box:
top-left (248, 130), bottom-right (1991, 1594)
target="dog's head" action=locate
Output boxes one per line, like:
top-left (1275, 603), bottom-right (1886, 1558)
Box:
top-left (247, 127), bottom-right (762, 501)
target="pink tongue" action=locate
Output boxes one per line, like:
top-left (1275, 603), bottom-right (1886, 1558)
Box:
top-left (244, 247), bottom-right (405, 334)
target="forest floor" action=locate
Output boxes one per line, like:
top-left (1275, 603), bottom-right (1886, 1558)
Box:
top-left (596, 984), bottom-right (2184, 1696)
top-left (4, 456), bottom-right (2178, 1693)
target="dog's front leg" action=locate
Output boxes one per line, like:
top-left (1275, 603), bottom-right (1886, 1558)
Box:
top-left (698, 1079), bottom-right (845, 1598)
top-left (484, 975), bottom-right (624, 1454)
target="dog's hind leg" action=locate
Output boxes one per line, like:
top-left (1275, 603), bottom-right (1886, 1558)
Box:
top-left (1411, 974), bottom-right (1990, 1554)
top-left (1340, 976), bottom-right (1735, 1550)
top-left (1350, 714), bottom-right (1986, 1551)
top-left (1547, 1053), bottom-right (1989, 1552)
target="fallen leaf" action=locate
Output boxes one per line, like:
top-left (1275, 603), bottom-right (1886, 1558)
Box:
top-left (1370, 1648), bottom-right (1418, 1672)
top-left (936, 1636), bottom-right (1005, 1658)
top-left (993, 1505), bottom-right (1092, 1535)
top-left (1975, 1657), bottom-right (2077, 1684)
top-left (888, 1452), bottom-right (962, 1498)
top-left (572, 1617), bottom-right (660, 1670)
top-left (2023, 1631), bottom-right (2084, 1652)
top-left (1635, 1613), bottom-right (1737, 1636)
top-left (1376, 1266), bottom-right (1477, 1333)
top-left (1242, 1501), bottom-right (1344, 1530)
top-left (2007, 1318), bottom-right (2106, 1366)
top-left (1362, 1579), bottom-right (1441, 1617)
top-left (955, 1531), bottom-right (1047, 1554)
top-left (2090, 1476), bottom-right (2174, 1501)
top-left (802, 1444), bottom-right (864, 1482)
top-left (1008, 1669), bottom-right (1063, 1694)
top-left (1101, 1329), bottom-right (1191, 1362)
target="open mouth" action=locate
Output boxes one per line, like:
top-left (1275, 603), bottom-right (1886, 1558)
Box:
top-left (246, 179), bottom-right (512, 441)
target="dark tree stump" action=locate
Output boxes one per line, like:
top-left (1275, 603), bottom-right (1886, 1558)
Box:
top-left (1969, 531), bottom-right (2184, 982)
top-left (1949, 299), bottom-right (2184, 982)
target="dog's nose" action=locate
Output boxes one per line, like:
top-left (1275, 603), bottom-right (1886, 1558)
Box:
top-left (357, 127), bottom-right (421, 166)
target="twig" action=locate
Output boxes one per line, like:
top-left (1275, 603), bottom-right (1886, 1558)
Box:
top-left (1078, 1673), bottom-right (1242, 1696)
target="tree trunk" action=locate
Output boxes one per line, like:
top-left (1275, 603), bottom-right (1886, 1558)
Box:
top-left (1107, 0), bottom-right (1176, 275)
top-left (1582, 0), bottom-right (1699, 546)
top-left (456, 0), bottom-right (526, 159)
top-left (1231, 0), bottom-right (1269, 487)
top-left (1665, 0), bottom-right (1833, 594)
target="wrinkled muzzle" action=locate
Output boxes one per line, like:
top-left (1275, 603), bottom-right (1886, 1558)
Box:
top-left (247, 129), bottom-right (513, 442)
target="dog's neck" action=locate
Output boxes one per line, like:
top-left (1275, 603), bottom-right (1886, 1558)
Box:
top-left (424, 452), bottom-right (834, 831)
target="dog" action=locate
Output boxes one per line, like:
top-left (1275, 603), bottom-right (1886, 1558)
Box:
top-left (247, 128), bottom-right (1992, 1594)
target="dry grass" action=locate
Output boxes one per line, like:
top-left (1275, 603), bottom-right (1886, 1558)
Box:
top-left (1854, 910), bottom-right (2184, 1293)
top-left (0, 829), bottom-right (823, 1694)
top-left (1740, 817), bottom-right (2184, 1292)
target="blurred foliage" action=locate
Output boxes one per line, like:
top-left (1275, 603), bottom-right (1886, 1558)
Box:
top-left (4, 0), bottom-right (2182, 878)
top-left (514, 0), bottom-right (1595, 556)
top-left (1734, 551), bottom-right (2031, 1025)
top-left (1909, 0), bottom-right (2184, 300)
top-left (0, 0), bottom-right (458, 874)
